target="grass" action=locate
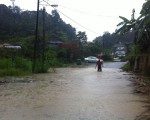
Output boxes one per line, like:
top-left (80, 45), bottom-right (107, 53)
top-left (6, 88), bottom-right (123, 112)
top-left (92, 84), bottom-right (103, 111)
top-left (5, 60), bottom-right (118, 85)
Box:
top-left (121, 62), bottom-right (131, 72)
top-left (0, 57), bottom-right (32, 77)
top-left (0, 68), bottom-right (31, 77)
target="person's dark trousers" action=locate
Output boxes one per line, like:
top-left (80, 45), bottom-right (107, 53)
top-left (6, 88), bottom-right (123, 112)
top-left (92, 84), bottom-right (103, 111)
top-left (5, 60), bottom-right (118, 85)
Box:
top-left (97, 65), bottom-right (102, 72)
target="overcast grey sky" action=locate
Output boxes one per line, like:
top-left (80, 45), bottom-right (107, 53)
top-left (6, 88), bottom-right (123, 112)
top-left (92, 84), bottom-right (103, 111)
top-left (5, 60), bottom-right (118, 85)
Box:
top-left (0, 0), bottom-right (145, 41)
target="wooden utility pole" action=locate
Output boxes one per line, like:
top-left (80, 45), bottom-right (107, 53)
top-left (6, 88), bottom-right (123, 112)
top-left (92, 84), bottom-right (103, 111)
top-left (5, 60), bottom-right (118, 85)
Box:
top-left (102, 35), bottom-right (105, 55)
top-left (131, 9), bottom-right (135, 20)
top-left (42, 7), bottom-right (46, 72)
top-left (32, 0), bottom-right (40, 73)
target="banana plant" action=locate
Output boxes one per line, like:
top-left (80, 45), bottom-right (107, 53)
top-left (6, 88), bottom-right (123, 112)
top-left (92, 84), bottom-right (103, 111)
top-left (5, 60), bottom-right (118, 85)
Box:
top-left (136, 0), bottom-right (150, 42)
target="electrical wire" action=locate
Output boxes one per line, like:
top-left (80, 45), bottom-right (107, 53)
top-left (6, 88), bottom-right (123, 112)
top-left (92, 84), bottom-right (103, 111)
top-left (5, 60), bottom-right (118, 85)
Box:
top-left (42, 0), bottom-right (119, 19)
top-left (57, 9), bottom-right (99, 34)
top-left (58, 5), bottom-right (119, 19)
top-left (42, 0), bottom-right (100, 35)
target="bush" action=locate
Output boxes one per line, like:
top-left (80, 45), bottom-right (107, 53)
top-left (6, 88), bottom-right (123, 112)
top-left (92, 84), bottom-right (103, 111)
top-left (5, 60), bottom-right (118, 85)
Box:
top-left (13, 57), bottom-right (32, 71)
top-left (0, 58), bottom-right (14, 69)
top-left (121, 62), bottom-right (131, 72)
top-left (0, 68), bottom-right (30, 77)
top-left (34, 58), bottom-right (63, 73)
top-left (0, 57), bottom-right (32, 76)
top-left (34, 59), bottom-right (49, 73)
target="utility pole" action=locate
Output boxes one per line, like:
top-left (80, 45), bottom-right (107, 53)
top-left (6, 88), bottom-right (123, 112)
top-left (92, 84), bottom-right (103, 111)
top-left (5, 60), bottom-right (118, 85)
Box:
top-left (32, 0), bottom-right (58, 72)
top-left (10, 0), bottom-right (15, 8)
top-left (10, 0), bottom-right (15, 13)
top-left (32, 0), bottom-right (40, 73)
top-left (131, 9), bottom-right (135, 20)
top-left (102, 35), bottom-right (105, 55)
top-left (42, 7), bottom-right (46, 72)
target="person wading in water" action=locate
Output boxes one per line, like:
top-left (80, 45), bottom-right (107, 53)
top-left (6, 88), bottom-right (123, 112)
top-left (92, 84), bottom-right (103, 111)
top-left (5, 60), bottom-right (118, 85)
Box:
top-left (95, 59), bottom-right (103, 72)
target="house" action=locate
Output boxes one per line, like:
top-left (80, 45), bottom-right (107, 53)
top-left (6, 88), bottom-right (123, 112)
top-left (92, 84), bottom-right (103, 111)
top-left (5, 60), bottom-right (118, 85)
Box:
top-left (47, 40), bottom-right (63, 48)
top-left (0, 43), bottom-right (21, 49)
top-left (3, 43), bottom-right (21, 49)
top-left (47, 40), bottom-right (79, 59)
top-left (112, 43), bottom-right (127, 57)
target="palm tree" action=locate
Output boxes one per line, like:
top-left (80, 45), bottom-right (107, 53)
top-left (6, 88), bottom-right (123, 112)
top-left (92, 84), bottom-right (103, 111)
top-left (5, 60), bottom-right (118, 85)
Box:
top-left (115, 9), bottom-right (141, 71)
top-left (136, 0), bottom-right (150, 52)
top-left (116, 16), bottom-right (136, 35)
top-left (116, 0), bottom-right (150, 72)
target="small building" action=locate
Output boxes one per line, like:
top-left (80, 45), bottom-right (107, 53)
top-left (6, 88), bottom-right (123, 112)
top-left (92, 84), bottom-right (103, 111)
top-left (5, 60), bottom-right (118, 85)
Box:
top-left (0, 43), bottom-right (22, 58)
top-left (47, 40), bottom-right (63, 48)
top-left (112, 43), bottom-right (127, 57)
top-left (0, 43), bottom-right (21, 49)
top-left (47, 40), bottom-right (79, 59)
top-left (3, 44), bottom-right (21, 49)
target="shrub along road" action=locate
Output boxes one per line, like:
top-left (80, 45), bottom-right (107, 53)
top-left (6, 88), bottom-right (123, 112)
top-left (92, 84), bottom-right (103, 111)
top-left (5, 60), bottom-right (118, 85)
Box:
top-left (0, 62), bottom-right (149, 120)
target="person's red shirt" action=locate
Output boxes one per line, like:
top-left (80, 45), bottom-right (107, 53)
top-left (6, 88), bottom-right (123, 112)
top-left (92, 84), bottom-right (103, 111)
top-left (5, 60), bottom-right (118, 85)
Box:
top-left (96, 60), bottom-right (102, 66)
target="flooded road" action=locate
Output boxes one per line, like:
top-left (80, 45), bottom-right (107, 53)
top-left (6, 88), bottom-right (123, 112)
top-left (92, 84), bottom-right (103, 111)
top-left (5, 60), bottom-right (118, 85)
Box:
top-left (0, 62), bottom-right (148, 120)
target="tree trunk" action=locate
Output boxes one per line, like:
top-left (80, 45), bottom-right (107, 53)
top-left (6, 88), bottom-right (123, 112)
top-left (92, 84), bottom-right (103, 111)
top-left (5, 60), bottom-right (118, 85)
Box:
top-left (134, 56), bottom-right (139, 72)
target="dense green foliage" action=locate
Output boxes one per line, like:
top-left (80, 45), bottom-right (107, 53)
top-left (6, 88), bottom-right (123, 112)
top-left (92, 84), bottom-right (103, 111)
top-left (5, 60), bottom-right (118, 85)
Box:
top-left (0, 4), bottom-right (88, 74)
top-left (2, 1), bottom-right (148, 75)
top-left (0, 57), bottom-right (32, 76)
top-left (0, 4), bottom-right (78, 41)
top-left (116, 0), bottom-right (150, 54)
top-left (116, 0), bottom-right (150, 73)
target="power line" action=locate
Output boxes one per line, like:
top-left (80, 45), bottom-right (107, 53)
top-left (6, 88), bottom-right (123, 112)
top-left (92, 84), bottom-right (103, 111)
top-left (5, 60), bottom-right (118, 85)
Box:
top-left (57, 9), bottom-right (99, 35)
top-left (42, 0), bottom-right (119, 19)
top-left (41, 0), bottom-right (100, 35)
top-left (43, 0), bottom-right (99, 35)
top-left (42, 1), bottom-right (119, 19)
top-left (55, 4), bottom-right (119, 19)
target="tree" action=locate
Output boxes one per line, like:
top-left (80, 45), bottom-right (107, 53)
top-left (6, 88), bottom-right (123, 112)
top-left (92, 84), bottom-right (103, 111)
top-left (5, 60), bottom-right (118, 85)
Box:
top-left (76, 31), bottom-right (87, 43)
top-left (115, 1), bottom-right (150, 71)
top-left (102, 32), bottom-right (114, 49)
top-left (76, 31), bottom-right (87, 58)
top-left (135, 0), bottom-right (150, 53)
top-left (116, 16), bottom-right (137, 36)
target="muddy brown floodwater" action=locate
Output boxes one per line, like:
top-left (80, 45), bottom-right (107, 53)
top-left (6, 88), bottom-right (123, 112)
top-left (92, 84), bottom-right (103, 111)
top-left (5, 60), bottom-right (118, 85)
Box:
top-left (0, 62), bottom-right (149, 120)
